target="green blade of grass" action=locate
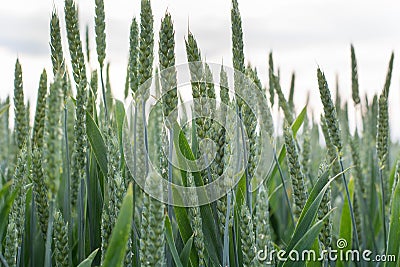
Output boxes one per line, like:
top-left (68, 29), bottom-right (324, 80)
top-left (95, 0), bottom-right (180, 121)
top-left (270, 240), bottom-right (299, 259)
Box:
top-left (173, 122), bottom-right (223, 265)
top-left (103, 184), bottom-right (133, 267)
top-left (165, 215), bottom-right (184, 267)
top-left (180, 235), bottom-right (194, 267)
top-left (0, 104), bottom-right (10, 116)
top-left (337, 177), bottom-right (355, 267)
top-left (282, 211), bottom-right (334, 267)
top-left (87, 152), bottom-right (103, 265)
top-left (77, 248), bottom-right (99, 267)
top-left (0, 182), bottom-right (19, 240)
top-left (86, 111), bottom-right (107, 175)
top-left (172, 189), bottom-right (199, 266)
top-left (115, 100), bottom-right (125, 157)
top-left (385, 179), bottom-right (400, 267)
top-left (283, 166), bottom-right (345, 262)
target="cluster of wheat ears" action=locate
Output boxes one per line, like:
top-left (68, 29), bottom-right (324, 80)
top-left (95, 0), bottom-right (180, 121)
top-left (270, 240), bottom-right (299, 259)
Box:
top-left (0, 0), bottom-right (399, 266)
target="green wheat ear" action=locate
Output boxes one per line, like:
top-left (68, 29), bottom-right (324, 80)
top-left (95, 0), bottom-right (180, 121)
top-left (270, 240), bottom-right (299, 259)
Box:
top-left (95, 0), bottom-right (106, 68)
top-left (64, 0), bottom-right (88, 207)
top-left (320, 115), bottom-right (341, 176)
top-left (283, 121), bottom-right (308, 219)
top-left (185, 31), bottom-right (207, 156)
top-left (158, 11), bottom-right (177, 122)
top-left (217, 104), bottom-right (236, 235)
top-left (50, 11), bottom-right (65, 76)
top-left (382, 52), bottom-right (394, 98)
top-left (64, 0), bottom-right (87, 87)
top-left (138, 0), bottom-right (154, 101)
top-left (88, 70), bottom-right (98, 117)
top-left (288, 72), bottom-right (296, 112)
top-left (4, 219), bottom-right (17, 267)
top-left (14, 58), bottom-right (27, 151)
top-left (32, 145), bottom-right (49, 238)
top-left (268, 51), bottom-right (275, 107)
top-left (10, 146), bottom-right (28, 246)
top-left (231, 0), bottom-right (244, 73)
top-left (350, 44), bottom-right (360, 105)
top-left (101, 127), bottom-right (126, 264)
top-left (32, 69), bottom-right (48, 151)
top-left (317, 161), bottom-right (332, 251)
top-left (231, 0), bottom-right (245, 108)
top-left (254, 185), bottom-right (273, 257)
top-left (129, 17), bottom-right (139, 99)
top-left (44, 76), bottom-right (63, 198)
top-left (140, 172), bottom-right (165, 266)
top-left (273, 73), bottom-right (293, 124)
top-left (317, 68), bottom-right (342, 153)
top-left (376, 93), bottom-right (388, 170)
top-left (53, 210), bottom-right (69, 267)
top-left (240, 204), bottom-right (256, 266)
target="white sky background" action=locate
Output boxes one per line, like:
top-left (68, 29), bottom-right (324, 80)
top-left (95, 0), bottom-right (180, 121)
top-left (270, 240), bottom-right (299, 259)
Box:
top-left (0, 0), bottom-right (400, 138)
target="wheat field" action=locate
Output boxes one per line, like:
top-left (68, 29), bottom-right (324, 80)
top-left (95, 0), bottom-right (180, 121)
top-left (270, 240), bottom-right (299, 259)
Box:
top-left (0, 0), bottom-right (399, 266)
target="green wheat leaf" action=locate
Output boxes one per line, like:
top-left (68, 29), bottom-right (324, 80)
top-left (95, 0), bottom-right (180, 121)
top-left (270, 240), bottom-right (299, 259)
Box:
top-left (102, 184), bottom-right (133, 267)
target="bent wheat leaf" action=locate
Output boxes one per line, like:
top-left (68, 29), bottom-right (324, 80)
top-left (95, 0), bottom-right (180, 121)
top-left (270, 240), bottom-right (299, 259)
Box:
top-left (281, 167), bottom-right (345, 266)
top-left (173, 122), bottom-right (222, 265)
top-left (282, 211), bottom-right (334, 267)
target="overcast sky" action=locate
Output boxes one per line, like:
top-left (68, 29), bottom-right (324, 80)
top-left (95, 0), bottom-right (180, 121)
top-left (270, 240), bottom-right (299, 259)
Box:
top-left (1, 0), bottom-right (400, 137)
